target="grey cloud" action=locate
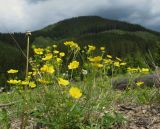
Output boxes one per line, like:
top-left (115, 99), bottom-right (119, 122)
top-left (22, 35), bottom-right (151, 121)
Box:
top-left (26, 0), bottom-right (50, 4)
top-left (0, 0), bottom-right (160, 32)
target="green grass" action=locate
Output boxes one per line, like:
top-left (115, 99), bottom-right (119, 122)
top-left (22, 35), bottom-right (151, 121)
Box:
top-left (0, 79), bottom-right (160, 129)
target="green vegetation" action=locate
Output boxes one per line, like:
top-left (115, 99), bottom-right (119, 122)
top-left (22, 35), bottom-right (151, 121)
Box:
top-left (0, 41), bottom-right (160, 128)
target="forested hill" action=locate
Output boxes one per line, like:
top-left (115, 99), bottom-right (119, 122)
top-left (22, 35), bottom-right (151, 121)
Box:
top-left (33, 16), bottom-right (159, 38)
top-left (0, 16), bottom-right (160, 86)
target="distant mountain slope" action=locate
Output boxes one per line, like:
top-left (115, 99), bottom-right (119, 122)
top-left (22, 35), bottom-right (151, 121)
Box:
top-left (33, 16), bottom-right (159, 40)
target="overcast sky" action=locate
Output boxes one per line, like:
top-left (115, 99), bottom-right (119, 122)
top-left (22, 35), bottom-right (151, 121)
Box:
top-left (0, 0), bottom-right (160, 33)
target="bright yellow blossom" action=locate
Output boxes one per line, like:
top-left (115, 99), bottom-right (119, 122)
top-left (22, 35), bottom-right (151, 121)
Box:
top-left (88, 56), bottom-right (102, 62)
top-left (141, 68), bottom-right (149, 73)
top-left (68, 61), bottom-right (79, 70)
top-left (7, 79), bottom-right (21, 85)
top-left (40, 65), bottom-right (55, 74)
top-left (69, 87), bottom-right (82, 99)
top-left (92, 63), bottom-right (103, 68)
top-left (34, 48), bottom-right (44, 55)
top-left (21, 81), bottom-right (29, 85)
top-left (38, 79), bottom-right (50, 84)
top-left (60, 52), bottom-right (65, 57)
top-left (7, 69), bottom-right (18, 74)
top-left (136, 81), bottom-right (144, 86)
top-left (56, 58), bottom-right (62, 63)
top-left (58, 78), bottom-right (69, 86)
top-left (42, 53), bottom-right (53, 61)
top-left (107, 55), bottom-right (112, 58)
top-left (114, 62), bottom-right (120, 67)
top-left (64, 41), bottom-right (80, 50)
top-left (103, 59), bottom-right (112, 64)
top-left (116, 57), bottom-right (122, 62)
top-left (120, 62), bottom-right (127, 66)
top-left (88, 45), bottom-right (96, 53)
top-left (29, 82), bottom-right (36, 88)
top-left (100, 47), bottom-right (105, 51)
top-left (127, 67), bottom-right (140, 73)
top-left (53, 50), bottom-right (59, 54)
top-left (64, 41), bottom-right (74, 46)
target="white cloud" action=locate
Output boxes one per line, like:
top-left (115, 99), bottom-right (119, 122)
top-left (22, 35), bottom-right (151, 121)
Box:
top-left (0, 0), bottom-right (160, 32)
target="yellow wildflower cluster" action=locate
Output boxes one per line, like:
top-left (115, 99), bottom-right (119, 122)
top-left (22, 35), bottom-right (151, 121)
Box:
top-left (103, 59), bottom-right (113, 65)
top-left (87, 54), bottom-right (127, 68)
top-left (127, 67), bottom-right (149, 73)
top-left (6, 41), bottom-right (152, 102)
top-left (64, 41), bottom-right (80, 50)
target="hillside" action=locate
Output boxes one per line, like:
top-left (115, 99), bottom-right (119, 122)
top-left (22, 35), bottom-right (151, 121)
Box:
top-left (0, 16), bottom-right (160, 86)
top-left (33, 16), bottom-right (159, 39)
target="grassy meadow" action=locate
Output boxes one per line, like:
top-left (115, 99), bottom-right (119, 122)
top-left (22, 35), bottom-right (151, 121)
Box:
top-left (0, 41), bottom-right (160, 129)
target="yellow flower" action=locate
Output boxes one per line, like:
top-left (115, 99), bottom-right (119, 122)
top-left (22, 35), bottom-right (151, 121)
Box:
top-left (7, 79), bottom-right (21, 85)
top-left (53, 45), bottom-right (57, 48)
top-left (29, 82), bottom-right (36, 88)
top-left (40, 65), bottom-right (55, 74)
top-left (116, 57), bottom-right (122, 62)
top-left (120, 62), bottom-right (127, 66)
top-left (92, 63), bottom-right (103, 68)
top-left (53, 50), bottom-right (59, 54)
top-left (38, 79), bottom-right (50, 84)
top-left (68, 61), bottom-right (79, 70)
top-left (100, 47), bottom-right (105, 51)
top-left (58, 78), bottom-right (69, 86)
top-left (88, 56), bottom-right (102, 62)
top-left (69, 87), bottom-right (82, 99)
top-left (56, 58), bottom-right (62, 63)
top-left (60, 52), bottom-right (65, 57)
top-left (136, 81), bottom-right (144, 86)
top-left (7, 69), bottom-right (18, 74)
top-left (107, 55), bottom-right (112, 58)
top-left (141, 68), bottom-right (149, 73)
top-left (64, 41), bottom-right (80, 50)
top-left (88, 45), bottom-right (96, 53)
top-left (21, 81), bottom-right (29, 85)
top-left (42, 53), bottom-right (53, 61)
top-left (64, 41), bottom-right (74, 46)
top-left (32, 71), bottom-right (38, 76)
top-left (103, 59), bottom-right (112, 64)
top-left (34, 48), bottom-right (44, 55)
top-left (28, 72), bottom-right (32, 75)
top-left (127, 67), bottom-right (140, 73)
top-left (114, 62), bottom-right (120, 67)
